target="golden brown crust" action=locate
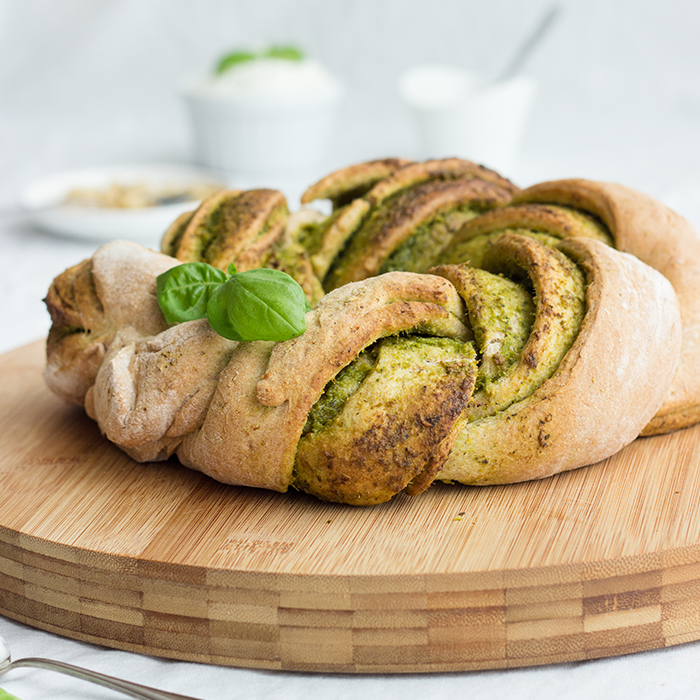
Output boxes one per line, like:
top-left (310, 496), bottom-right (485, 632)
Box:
top-left (168, 189), bottom-right (242, 261)
top-left (206, 189), bottom-right (288, 271)
top-left (365, 158), bottom-right (520, 208)
top-left (516, 179), bottom-right (700, 434)
top-left (44, 241), bottom-right (178, 406)
top-left (160, 210), bottom-right (195, 257)
top-left (44, 258), bottom-right (108, 404)
top-left (164, 191), bottom-right (325, 307)
top-left (300, 157), bottom-right (413, 206)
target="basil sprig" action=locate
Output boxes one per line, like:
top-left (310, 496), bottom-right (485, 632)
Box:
top-left (215, 50), bottom-right (257, 74)
top-left (157, 262), bottom-right (311, 342)
top-left (216, 45), bottom-right (305, 75)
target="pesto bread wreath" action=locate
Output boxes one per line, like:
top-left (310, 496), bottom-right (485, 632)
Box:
top-left (43, 159), bottom-right (684, 504)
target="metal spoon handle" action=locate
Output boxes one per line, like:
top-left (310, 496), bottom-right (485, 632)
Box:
top-left (6, 658), bottom-right (201, 700)
top-left (497, 4), bottom-right (561, 82)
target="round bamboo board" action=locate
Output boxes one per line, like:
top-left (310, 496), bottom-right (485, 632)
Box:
top-left (2, 340), bottom-right (700, 673)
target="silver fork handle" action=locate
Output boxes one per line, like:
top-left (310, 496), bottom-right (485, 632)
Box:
top-left (6, 658), bottom-right (202, 700)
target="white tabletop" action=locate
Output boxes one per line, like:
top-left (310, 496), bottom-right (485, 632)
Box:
top-left (4, 0), bottom-right (700, 697)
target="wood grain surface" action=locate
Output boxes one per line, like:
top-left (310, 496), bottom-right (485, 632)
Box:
top-left (2, 340), bottom-right (700, 672)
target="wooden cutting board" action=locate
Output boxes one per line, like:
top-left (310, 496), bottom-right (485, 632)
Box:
top-left (2, 340), bottom-right (700, 673)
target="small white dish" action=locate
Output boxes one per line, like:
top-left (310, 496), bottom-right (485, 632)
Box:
top-left (20, 164), bottom-right (227, 244)
top-left (182, 59), bottom-right (344, 174)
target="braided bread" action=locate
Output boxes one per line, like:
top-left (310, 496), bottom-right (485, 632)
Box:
top-left (43, 159), bottom-right (689, 505)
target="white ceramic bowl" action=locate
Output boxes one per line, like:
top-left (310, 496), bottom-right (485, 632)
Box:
top-left (183, 60), bottom-right (344, 173)
top-left (20, 164), bottom-right (227, 244)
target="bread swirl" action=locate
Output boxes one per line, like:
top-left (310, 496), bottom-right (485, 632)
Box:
top-left (514, 180), bottom-right (700, 435)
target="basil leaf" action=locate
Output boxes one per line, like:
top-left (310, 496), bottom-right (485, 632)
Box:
top-left (207, 268), bottom-right (310, 342)
top-left (157, 262), bottom-right (228, 324)
top-left (0, 689), bottom-right (23, 700)
top-left (215, 50), bottom-right (257, 74)
top-left (264, 45), bottom-right (305, 61)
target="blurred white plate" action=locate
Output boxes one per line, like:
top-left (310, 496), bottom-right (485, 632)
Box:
top-left (20, 164), bottom-right (227, 244)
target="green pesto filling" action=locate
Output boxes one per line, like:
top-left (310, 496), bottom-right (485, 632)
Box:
top-left (214, 222), bottom-right (275, 268)
top-left (438, 204), bottom-right (613, 270)
top-left (55, 323), bottom-right (87, 340)
top-left (468, 248), bottom-right (586, 422)
top-left (296, 211), bottom-right (338, 257)
top-left (322, 205), bottom-right (389, 288)
top-left (380, 206), bottom-right (481, 274)
top-left (201, 206), bottom-right (239, 263)
top-left (270, 240), bottom-right (325, 306)
top-left (555, 205), bottom-right (614, 246)
top-left (190, 203), bottom-right (227, 261)
top-left (442, 230), bottom-right (561, 268)
top-left (162, 212), bottom-right (194, 257)
top-left (321, 184), bottom-right (435, 289)
top-left (203, 203), bottom-right (287, 264)
top-left (303, 345), bottom-right (379, 435)
top-left (303, 336), bottom-right (474, 436)
top-left (463, 269), bottom-right (535, 389)
top-left (255, 205), bottom-right (287, 241)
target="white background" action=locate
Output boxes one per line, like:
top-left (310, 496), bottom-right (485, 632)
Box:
top-left (3, 0), bottom-right (700, 351)
top-left (2, 1), bottom-right (700, 698)
top-left (4, 0), bottom-right (700, 203)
